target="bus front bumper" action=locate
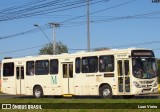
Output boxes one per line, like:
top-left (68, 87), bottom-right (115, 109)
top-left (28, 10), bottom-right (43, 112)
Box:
top-left (133, 87), bottom-right (158, 95)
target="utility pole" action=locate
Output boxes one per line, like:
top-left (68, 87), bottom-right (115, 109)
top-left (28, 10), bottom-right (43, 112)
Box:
top-left (87, 0), bottom-right (90, 52)
top-left (49, 23), bottom-right (60, 55)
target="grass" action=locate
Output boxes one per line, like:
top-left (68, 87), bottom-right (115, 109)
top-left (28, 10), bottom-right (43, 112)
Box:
top-left (0, 84), bottom-right (159, 111)
top-left (0, 98), bottom-right (160, 112)
top-left (0, 98), bottom-right (160, 103)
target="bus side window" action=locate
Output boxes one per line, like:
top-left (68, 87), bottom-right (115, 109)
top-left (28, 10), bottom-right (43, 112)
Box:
top-left (35, 60), bottom-right (49, 75)
top-left (50, 59), bottom-right (58, 74)
top-left (124, 60), bottom-right (129, 76)
top-left (90, 57), bottom-right (98, 73)
top-left (82, 56), bottom-right (98, 73)
top-left (26, 61), bottom-right (34, 76)
top-left (69, 64), bottom-right (73, 78)
top-left (21, 67), bottom-right (24, 79)
top-left (75, 58), bottom-right (80, 73)
top-left (3, 63), bottom-right (14, 77)
top-left (82, 58), bottom-right (89, 73)
top-left (16, 67), bottom-right (24, 79)
top-left (99, 55), bottom-right (114, 72)
top-left (16, 67), bottom-right (19, 79)
top-left (118, 60), bottom-right (123, 76)
top-left (63, 64), bottom-right (67, 78)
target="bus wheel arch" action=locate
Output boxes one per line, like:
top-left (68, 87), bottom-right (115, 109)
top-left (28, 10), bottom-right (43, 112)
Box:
top-left (99, 83), bottom-right (113, 98)
top-left (33, 85), bottom-right (43, 98)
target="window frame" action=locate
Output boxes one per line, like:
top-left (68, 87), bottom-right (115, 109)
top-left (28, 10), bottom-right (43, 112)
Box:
top-left (35, 60), bottom-right (49, 75)
top-left (99, 55), bottom-right (114, 72)
top-left (75, 57), bottom-right (81, 73)
top-left (50, 59), bottom-right (59, 75)
top-left (3, 62), bottom-right (14, 77)
top-left (82, 56), bottom-right (98, 73)
top-left (26, 61), bottom-right (35, 76)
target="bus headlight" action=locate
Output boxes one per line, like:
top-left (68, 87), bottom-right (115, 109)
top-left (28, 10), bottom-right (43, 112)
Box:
top-left (133, 81), bottom-right (141, 88)
top-left (153, 81), bottom-right (158, 87)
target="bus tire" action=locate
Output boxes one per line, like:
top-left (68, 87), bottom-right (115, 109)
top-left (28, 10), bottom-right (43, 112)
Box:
top-left (99, 85), bottom-right (112, 98)
top-left (33, 86), bottom-right (43, 98)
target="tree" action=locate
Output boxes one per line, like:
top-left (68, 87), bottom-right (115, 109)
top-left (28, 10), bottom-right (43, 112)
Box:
top-left (39, 41), bottom-right (68, 55)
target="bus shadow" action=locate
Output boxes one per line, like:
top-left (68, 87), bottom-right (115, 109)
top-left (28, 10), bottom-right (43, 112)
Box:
top-left (133, 95), bottom-right (159, 99)
top-left (14, 94), bottom-right (160, 99)
top-left (15, 95), bottom-right (101, 99)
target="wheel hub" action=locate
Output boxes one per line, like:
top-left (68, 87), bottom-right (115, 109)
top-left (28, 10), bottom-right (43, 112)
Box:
top-left (35, 89), bottom-right (41, 97)
top-left (103, 89), bottom-right (110, 97)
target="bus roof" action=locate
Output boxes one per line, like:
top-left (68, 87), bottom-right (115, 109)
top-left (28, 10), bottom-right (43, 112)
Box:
top-left (1, 48), bottom-right (152, 62)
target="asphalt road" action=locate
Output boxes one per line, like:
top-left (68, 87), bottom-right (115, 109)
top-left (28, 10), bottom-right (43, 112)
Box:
top-left (0, 94), bottom-right (160, 99)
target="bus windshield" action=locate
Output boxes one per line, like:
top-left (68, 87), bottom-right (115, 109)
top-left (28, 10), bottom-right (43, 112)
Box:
top-left (132, 58), bottom-right (157, 79)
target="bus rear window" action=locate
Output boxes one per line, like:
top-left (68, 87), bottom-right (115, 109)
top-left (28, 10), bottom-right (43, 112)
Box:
top-left (3, 63), bottom-right (14, 77)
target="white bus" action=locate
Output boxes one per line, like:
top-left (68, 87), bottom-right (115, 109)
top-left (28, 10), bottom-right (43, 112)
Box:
top-left (1, 48), bottom-right (158, 98)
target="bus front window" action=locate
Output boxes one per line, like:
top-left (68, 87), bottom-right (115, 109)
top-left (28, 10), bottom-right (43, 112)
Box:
top-left (133, 58), bottom-right (157, 79)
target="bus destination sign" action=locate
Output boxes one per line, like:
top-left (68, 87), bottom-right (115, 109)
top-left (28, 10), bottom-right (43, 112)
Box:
top-left (132, 50), bottom-right (154, 57)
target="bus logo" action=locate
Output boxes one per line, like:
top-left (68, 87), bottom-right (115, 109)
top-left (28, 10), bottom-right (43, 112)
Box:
top-left (2, 104), bottom-right (11, 109)
top-left (51, 76), bottom-right (57, 84)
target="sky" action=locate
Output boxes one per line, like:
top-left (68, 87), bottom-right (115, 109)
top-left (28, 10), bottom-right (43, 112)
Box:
top-left (0, 0), bottom-right (160, 60)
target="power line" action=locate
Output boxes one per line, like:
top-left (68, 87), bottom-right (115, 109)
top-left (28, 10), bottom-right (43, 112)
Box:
top-left (1, 0), bottom-right (160, 57)
top-left (61, 9), bottom-right (160, 27)
top-left (0, 0), bottom-right (47, 13)
top-left (0, 0), bottom-right (160, 55)
top-left (0, 0), bottom-right (137, 40)
top-left (0, 0), bottom-right (66, 14)
top-left (0, 24), bottom-right (50, 40)
top-left (0, 44), bottom-right (46, 55)
top-left (1, 39), bottom-right (160, 55)
top-left (60, 0), bottom-right (136, 23)
top-left (90, 10), bottom-right (160, 23)
top-left (0, 0), bottom-right (104, 22)
top-left (105, 40), bottom-right (160, 49)
top-left (0, 0), bottom-right (107, 40)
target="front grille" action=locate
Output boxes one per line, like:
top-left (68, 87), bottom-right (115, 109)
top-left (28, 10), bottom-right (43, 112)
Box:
top-left (139, 80), bottom-right (154, 85)
top-left (141, 85), bottom-right (152, 88)
top-left (142, 88), bottom-right (152, 92)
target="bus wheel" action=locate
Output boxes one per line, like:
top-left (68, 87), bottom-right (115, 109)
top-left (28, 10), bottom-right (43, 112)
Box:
top-left (100, 85), bottom-right (112, 98)
top-left (33, 86), bottom-right (43, 98)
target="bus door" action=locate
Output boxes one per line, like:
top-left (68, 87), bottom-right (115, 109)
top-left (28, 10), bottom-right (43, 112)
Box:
top-left (117, 59), bottom-right (131, 94)
top-left (62, 62), bottom-right (74, 95)
top-left (16, 66), bottom-right (25, 94)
